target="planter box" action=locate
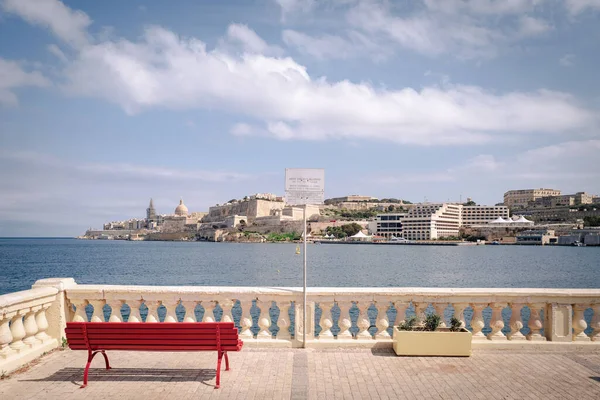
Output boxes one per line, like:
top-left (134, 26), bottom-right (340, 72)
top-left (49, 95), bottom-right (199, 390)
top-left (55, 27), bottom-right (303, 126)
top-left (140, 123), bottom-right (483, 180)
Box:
top-left (393, 327), bottom-right (472, 356)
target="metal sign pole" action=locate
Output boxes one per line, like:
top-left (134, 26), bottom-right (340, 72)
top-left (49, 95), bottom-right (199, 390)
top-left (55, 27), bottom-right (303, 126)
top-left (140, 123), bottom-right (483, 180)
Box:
top-left (303, 204), bottom-right (307, 348)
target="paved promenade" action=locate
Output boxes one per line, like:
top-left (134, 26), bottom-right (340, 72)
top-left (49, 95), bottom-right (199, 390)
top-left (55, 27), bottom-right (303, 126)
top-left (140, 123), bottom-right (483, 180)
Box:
top-left (1, 347), bottom-right (599, 400)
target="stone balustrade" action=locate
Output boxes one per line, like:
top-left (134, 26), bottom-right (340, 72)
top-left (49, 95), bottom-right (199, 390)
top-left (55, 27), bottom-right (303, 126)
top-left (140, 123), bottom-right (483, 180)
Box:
top-left (0, 286), bottom-right (59, 375)
top-left (1, 278), bottom-right (599, 374)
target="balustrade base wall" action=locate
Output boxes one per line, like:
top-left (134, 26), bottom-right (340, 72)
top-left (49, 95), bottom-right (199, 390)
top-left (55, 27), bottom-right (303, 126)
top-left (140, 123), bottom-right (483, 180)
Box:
top-left (0, 339), bottom-right (58, 375)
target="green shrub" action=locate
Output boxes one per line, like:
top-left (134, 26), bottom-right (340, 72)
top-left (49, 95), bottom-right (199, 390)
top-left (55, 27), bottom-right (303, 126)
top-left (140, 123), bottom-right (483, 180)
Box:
top-left (449, 316), bottom-right (462, 332)
top-left (424, 314), bottom-right (441, 331)
top-left (398, 316), bottom-right (418, 331)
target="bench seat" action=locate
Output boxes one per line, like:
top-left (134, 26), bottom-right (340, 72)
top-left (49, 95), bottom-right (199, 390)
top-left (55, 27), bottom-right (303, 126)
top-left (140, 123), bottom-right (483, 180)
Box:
top-left (66, 321), bottom-right (243, 389)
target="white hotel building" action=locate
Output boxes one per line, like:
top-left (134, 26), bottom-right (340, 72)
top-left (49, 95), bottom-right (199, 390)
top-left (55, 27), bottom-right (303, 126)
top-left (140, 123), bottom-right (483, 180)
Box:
top-left (371, 204), bottom-right (510, 240)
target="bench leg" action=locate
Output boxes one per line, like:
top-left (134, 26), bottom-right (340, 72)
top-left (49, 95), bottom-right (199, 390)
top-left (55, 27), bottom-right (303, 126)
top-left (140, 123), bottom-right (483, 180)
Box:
top-left (81, 350), bottom-right (110, 388)
top-left (100, 350), bottom-right (111, 370)
top-left (215, 351), bottom-right (223, 389)
top-left (81, 350), bottom-right (95, 388)
top-left (225, 352), bottom-right (230, 371)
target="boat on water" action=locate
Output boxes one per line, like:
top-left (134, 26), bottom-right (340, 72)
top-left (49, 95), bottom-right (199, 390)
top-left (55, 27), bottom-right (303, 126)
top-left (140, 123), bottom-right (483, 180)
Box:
top-left (572, 241), bottom-right (586, 247)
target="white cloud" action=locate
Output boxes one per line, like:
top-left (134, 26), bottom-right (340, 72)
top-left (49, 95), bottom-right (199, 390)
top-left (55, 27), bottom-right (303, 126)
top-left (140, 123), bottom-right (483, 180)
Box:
top-left (0, 58), bottom-right (50, 106)
top-left (517, 16), bottom-right (552, 37)
top-left (52, 24), bottom-right (600, 145)
top-left (559, 54), bottom-right (576, 66)
top-left (275, 0), bottom-right (316, 20)
top-left (1, 0), bottom-right (91, 48)
top-left (282, 29), bottom-right (389, 60)
top-left (5, 0), bottom-right (599, 146)
top-left (423, 0), bottom-right (544, 15)
top-left (565, 0), bottom-right (600, 14)
top-left (222, 24), bottom-right (283, 56)
top-left (345, 1), bottom-right (503, 59)
top-left (47, 44), bottom-right (68, 63)
top-left (373, 140), bottom-right (600, 192)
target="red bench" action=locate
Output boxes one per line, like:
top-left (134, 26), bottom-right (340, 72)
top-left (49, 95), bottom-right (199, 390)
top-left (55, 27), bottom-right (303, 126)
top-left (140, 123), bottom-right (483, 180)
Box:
top-left (65, 321), bottom-right (243, 389)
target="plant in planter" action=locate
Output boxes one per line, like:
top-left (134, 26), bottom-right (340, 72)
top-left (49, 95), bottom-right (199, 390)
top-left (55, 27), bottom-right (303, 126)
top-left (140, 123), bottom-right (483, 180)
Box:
top-left (393, 313), bottom-right (472, 357)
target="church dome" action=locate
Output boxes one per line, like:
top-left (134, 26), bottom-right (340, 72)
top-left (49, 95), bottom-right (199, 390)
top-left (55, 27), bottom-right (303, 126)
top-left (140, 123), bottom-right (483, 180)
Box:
top-left (175, 199), bottom-right (188, 216)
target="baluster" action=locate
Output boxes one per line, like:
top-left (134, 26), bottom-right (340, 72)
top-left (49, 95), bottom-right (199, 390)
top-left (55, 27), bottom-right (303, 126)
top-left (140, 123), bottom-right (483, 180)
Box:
top-left (182, 301), bottom-right (198, 322)
top-left (572, 304), bottom-right (591, 342)
top-left (202, 301), bottom-right (216, 322)
top-left (526, 303), bottom-right (546, 341)
top-left (413, 302), bottom-right (428, 324)
top-left (591, 304), bottom-right (600, 342)
top-left (220, 299), bottom-right (234, 323)
top-left (164, 300), bottom-right (179, 322)
top-left (452, 303), bottom-right (468, 328)
top-left (72, 300), bottom-right (88, 322)
top-left (88, 300), bottom-right (106, 322)
top-left (337, 301), bottom-right (353, 339)
top-left (507, 303), bottom-right (525, 340)
top-left (34, 304), bottom-right (51, 343)
top-left (239, 299), bottom-right (254, 338)
top-left (393, 302), bottom-right (410, 326)
top-left (9, 311), bottom-right (27, 352)
top-left (487, 303), bottom-right (507, 340)
top-left (108, 300), bottom-right (124, 322)
top-left (145, 300), bottom-right (160, 323)
top-left (318, 302), bottom-right (335, 339)
top-left (128, 300), bottom-right (143, 322)
top-left (276, 301), bottom-right (292, 340)
top-left (375, 301), bottom-right (391, 339)
top-left (0, 312), bottom-right (15, 358)
top-left (356, 301), bottom-right (372, 339)
top-left (22, 307), bottom-right (41, 347)
top-left (470, 303), bottom-right (487, 340)
top-left (257, 299), bottom-right (272, 339)
top-left (433, 303), bottom-right (448, 328)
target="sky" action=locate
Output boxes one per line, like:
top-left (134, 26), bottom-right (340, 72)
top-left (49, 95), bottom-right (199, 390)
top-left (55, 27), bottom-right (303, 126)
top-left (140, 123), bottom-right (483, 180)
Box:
top-left (0, 0), bottom-right (599, 236)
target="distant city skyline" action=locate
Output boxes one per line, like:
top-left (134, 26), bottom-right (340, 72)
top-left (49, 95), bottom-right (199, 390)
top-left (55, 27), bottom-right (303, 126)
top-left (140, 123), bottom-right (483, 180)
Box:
top-left (1, 0), bottom-right (599, 236)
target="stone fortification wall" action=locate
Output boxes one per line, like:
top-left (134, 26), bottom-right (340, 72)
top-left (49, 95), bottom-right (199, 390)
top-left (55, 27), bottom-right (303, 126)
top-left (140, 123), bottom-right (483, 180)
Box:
top-left (85, 229), bottom-right (136, 238)
top-left (205, 199), bottom-right (284, 223)
top-left (145, 232), bottom-right (196, 241)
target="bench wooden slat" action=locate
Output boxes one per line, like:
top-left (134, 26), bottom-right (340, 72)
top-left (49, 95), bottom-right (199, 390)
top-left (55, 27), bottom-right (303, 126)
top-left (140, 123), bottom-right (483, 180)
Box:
top-left (65, 321), bottom-right (243, 389)
top-left (68, 338), bottom-right (241, 346)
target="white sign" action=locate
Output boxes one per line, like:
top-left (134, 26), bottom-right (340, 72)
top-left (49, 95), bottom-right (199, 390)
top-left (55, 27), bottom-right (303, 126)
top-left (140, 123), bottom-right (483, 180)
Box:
top-left (285, 168), bottom-right (325, 205)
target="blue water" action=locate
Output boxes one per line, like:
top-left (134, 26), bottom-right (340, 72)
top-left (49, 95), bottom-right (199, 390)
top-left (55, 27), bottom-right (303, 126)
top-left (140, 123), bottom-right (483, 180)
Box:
top-left (1, 238), bottom-right (599, 295)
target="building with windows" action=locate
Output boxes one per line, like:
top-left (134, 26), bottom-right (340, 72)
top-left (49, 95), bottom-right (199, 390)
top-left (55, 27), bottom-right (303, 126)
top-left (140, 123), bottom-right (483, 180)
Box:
top-left (372, 204), bottom-right (513, 240)
top-left (503, 189), bottom-right (561, 208)
top-left (401, 203), bottom-right (462, 240)
top-left (368, 213), bottom-right (406, 238)
top-left (461, 205), bottom-right (510, 226)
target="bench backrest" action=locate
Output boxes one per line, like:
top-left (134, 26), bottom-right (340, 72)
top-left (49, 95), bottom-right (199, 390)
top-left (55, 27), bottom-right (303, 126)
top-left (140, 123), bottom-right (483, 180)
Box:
top-left (66, 322), bottom-right (242, 352)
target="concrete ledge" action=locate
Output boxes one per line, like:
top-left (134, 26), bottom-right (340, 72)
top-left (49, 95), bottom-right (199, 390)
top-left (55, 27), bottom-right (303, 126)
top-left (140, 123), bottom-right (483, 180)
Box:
top-left (0, 339), bottom-right (58, 375)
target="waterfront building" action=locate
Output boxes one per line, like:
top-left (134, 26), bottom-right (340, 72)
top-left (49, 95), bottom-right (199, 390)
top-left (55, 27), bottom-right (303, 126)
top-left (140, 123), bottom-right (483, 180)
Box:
top-left (531, 191), bottom-right (595, 208)
top-left (461, 205), bottom-right (510, 226)
top-left (503, 188), bottom-right (561, 208)
top-left (368, 213), bottom-right (406, 238)
top-left (516, 229), bottom-right (557, 245)
top-left (402, 203), bottom-right (462, 240)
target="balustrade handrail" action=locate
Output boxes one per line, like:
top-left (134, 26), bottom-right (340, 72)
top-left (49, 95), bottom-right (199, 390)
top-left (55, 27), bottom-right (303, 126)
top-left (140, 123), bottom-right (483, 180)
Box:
top-left (64, 284), bottom-right (600, 303)
top-left (0, 287), bottom-right (58, 314)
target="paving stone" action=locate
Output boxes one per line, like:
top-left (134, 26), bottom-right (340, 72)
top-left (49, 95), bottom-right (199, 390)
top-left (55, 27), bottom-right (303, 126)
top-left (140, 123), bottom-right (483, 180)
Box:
top-left (1, 348), bottom-right (600, 399)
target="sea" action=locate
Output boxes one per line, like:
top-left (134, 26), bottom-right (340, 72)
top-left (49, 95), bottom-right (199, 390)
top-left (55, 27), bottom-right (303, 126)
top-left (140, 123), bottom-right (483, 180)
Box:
top-left (1, 238), bottom-right (599, 295)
